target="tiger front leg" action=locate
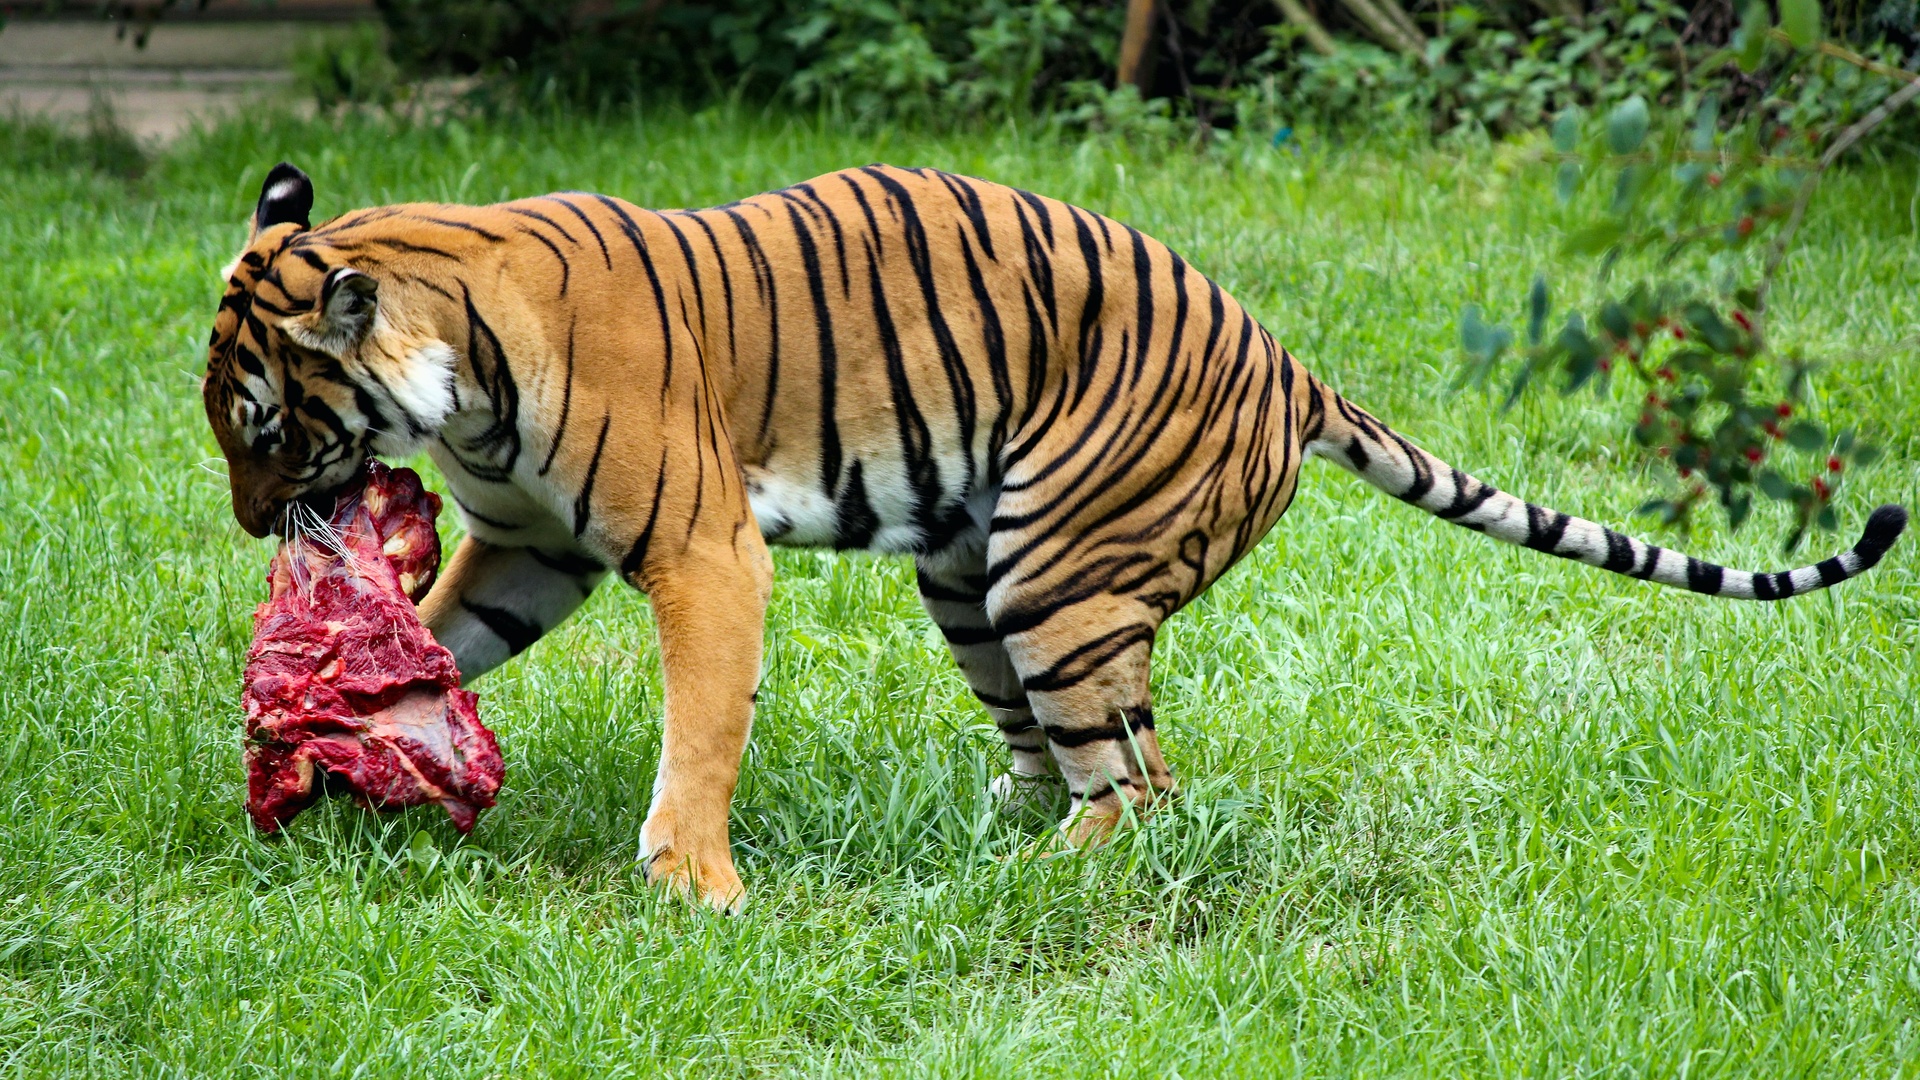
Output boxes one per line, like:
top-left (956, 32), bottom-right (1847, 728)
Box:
top-left (633, 536), bottom-right (773, 913)
top-left (419, 535), bottom-right (608, 683)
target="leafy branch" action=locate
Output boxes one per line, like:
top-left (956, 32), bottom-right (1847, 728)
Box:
top-left (1458, 0), bottom-right (1913, 552)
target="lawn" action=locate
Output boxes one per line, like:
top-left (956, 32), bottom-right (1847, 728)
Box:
top-left (2, 106), bottom-right (1918, 1078)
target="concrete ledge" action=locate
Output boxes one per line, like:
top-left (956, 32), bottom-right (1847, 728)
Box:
top-left (0, 20), bottom-right (366, 70)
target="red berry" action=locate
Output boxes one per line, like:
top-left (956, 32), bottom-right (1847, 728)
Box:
top-left (1827, 456), bottom-right (1843, 473)
top-left (1672, 326), bottom-right (1687, 340)
top-left (1599, 358), bottom-right (1613, 373)
top-left (1776, 402), bottom-right (1793, 418)
top-left (1634, 321), bottom-right (1650, 338)
top-left (1658, 447), bottom-right (1671, 457)
top-left (1745, 447), bottom-right (1764, 464)
top-left (1731, 310), bottom-right (1752, 332)
top-left (1658, 366), bottom-right (1676, 382)
top-left (1812, 477), bottom-right (1831, 500)
top-left (1679, 466), bottom-right (1693, 478)
top-left (1762, 421), bottom-right (1782, 439)
top-left (1708, 172), bottom-right (1723, 187)
top-left (1645, 392), bottom-right (1660, 405)
top-left (1737, 216), bottom-right (1755, 237)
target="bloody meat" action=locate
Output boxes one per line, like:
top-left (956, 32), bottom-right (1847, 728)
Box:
top-left (242, 461), bottom-right (503, 833)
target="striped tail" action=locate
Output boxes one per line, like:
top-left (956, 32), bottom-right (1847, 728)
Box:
top-left (1304, 383), bottom-right (1906, 600)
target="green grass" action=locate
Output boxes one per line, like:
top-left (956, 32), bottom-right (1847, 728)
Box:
top-left (3, 106), bottom-right (1918, 1077)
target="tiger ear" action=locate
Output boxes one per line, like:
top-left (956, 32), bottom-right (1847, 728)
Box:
top-left (252, 162), bottom-right (313, 237)
top-left (319, 267), bottom-right (378, 336)
top-left (286, 267), bottom-right (377, 354)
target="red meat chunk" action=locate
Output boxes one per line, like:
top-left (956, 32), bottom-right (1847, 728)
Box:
top-left (243, 461), bottom-right (503, 833)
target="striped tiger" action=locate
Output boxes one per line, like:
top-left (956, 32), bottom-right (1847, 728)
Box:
top-left (204, 162), bottom-right (1907, 910)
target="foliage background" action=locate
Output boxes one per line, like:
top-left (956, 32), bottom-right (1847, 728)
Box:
top-left (353, 0), bottom-right (1920, 139)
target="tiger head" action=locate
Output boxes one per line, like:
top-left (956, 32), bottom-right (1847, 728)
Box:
top-left (204, 164), bottom-right (454, 538)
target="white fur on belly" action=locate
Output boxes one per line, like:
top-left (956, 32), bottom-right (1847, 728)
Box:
top-left (745, 470), bottom-right (840, 547)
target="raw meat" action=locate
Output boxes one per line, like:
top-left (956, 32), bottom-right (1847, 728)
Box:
top-left (243, 461), bottom-right (503, 833)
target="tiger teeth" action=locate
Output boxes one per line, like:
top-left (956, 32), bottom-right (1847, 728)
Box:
top-left (383, 535), bottom-right (409, 556)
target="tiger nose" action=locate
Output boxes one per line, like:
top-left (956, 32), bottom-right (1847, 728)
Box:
top-left (234, 490), bottom-right (281, 539)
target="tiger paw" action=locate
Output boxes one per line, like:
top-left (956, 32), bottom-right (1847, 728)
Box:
top-left (988, 770), bottom-right (1064, 814)
top-left (640, 817), bottom-right (745, 913)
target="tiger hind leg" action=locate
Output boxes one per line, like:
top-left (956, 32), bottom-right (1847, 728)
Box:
top-left (915, 536), bottom-right (1060, 810)
top-left (996, 594), bottom-right (1176, 846)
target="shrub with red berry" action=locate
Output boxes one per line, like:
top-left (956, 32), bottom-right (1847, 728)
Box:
top-left (1457, 3), bottom-right (1906, 552)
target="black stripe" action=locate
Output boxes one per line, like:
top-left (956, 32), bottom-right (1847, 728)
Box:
top-left (412, 214), bottom-right (506, 243)
top-left (781, 200), bottom-right (843, 499)
top-left (1816, 557), bottom-right (1848, 585)
top-left (527, 547), bottom-right (605, 578)
top-left (1631, 545), bottom-right (1663, 580)
top-left (832, 460), bottom-right (879, 550)
top-left (1751, 572), bottom-right (1777, 600)
top-left (973, 689), bottom-right (1027, 710)
top-left (1686, 557), bottom-right (1724, 594)
top-left (515, 225), bottom-right (571, 296)
top-left (621, 447), bottom-right (672, 580)
top-left (1524, 505), bottom-right (1572, 555)
top-left (1602, 530), bottom-right (1635, 572)
top-left (939, 624), bottom-right (1002, 646)
top-left (447, 494), bottom-right (525, 532)
top-left (538, 315), bottom-right (576, 476)
top-left (573, 414), bottom-right (611, 537)
top-left (1020, 624), bottom-right (1155, 694)
top-left (503, 205), bottom-right (580, 244)
top-left (546, 197), bottom-right (612, 270)
top-left (460, 599), bottom-right (541, 657)
top-left (1043, 722), bottom-right (1127, 748)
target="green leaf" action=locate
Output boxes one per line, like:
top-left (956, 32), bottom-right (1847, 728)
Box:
top-left (1690, 94), bottom-right (1719, 154)
top-left (1460, 304), bottom-right (1493, 358)
top-left (1551, 109), bottom-right (1581, 153)
top-left (1611, 164), bottom-right (1649, 215)
top-left (1727, 491), bottom-right (1752, 530)
top-left (1780, 0), bottom-right (1821, 47)
top-left (1758, 470), bottom-right (1792, 501)
top-left (1816, 504), bottom-right (1838, 532)
top-left (1527, 275), bottom-right (1549, 347)
top-left (1555, 161), bottom-right (1581, 203)
top-left (1785, 421), bottom-right (1826, 451)
top-left (1600, 301), bottom-right (1632, 342)
top-left (1736, 1), bottom-right (1771, 72)
top-left (1683, 303), bottom-right (1737, 352)
top-left (1834, 427), bottom-right (1856, 454)
top-left (1635, 498), bottom-right (1672, 518)
top-left (1565, 221), bottom-right (1625, 256)
top-left (1852, 443), bottom-right (1883, 467)
top-left (1607, 96), bottom-right (1650, 155)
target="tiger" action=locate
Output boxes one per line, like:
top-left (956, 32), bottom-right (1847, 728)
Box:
top-left (204, 161), bottom-right (1907, 910)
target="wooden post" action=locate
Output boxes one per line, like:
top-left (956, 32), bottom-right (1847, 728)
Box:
top-left (1117, 0), bottom-right (1158, 94)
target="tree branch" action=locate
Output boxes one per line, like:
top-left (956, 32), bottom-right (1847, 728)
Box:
top-left (1755, 73), bottom-right (1920, 342)
top-left (1271, 0), bottom-right (1338, 57)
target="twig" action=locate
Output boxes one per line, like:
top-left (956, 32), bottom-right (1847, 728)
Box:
top-left (1340, 0), bottom-right (1427, 61)
top-left (1271, 0), bottom-right (1338, 57)
top-left (1754, 74), bottom-right (1920, 341)
top-left (1766, 28), bottom-right (1920, 85)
